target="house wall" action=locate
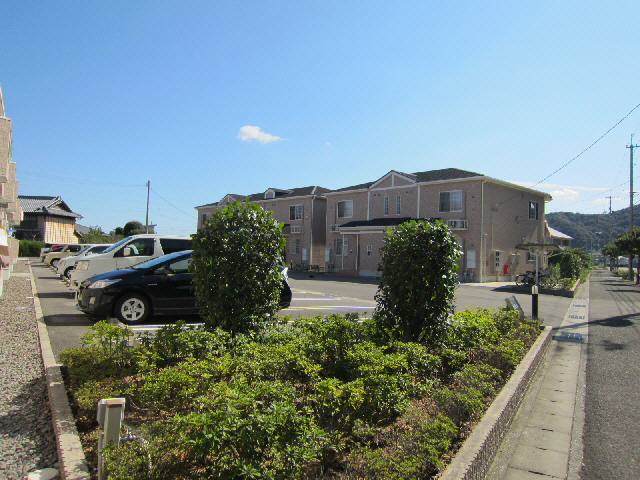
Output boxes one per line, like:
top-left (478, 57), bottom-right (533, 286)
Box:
top-left (262, 196), bottom-right (327, 267)
top-left (196, 195), bottom-right (328, 268)
top-left (326, 189), bottom-right (370, 272)
top-left (310, 197), bottom-right (327, 266)
top-left (0, 117), bottom-right (10, 182)
top-left (196, 205), bottom-right (218, 230)
top-left (44, 217), bottom-right (77, 243)
top-left (326, 176), bottom-right (549, 280)
top-left (481, 181), bottom-right (547, 278)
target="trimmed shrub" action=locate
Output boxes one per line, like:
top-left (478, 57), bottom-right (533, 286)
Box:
top-left (190, 200), bottom-right (286, 335)
top-left (19, 239), bottom-right (43, 257)
top-left (375, 219), bottom-right (460, 344)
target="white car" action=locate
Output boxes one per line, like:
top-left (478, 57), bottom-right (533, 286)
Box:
top-left (42, 244), bottom-right (84, 266)
top-left (56, 244), bottom-right (112, 278)
top-left (69, 234), bottom-right (192, 290)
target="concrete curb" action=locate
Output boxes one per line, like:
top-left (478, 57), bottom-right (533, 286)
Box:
top-left (513, 279), bottom-right (581, 298)
top-left (439, 325), bottom-right (555, 480)
top-left (29, 261), bottom-right (91, 480)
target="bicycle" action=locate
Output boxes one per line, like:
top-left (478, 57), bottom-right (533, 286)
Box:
top-left (515, 270), bottom-right (558, 288)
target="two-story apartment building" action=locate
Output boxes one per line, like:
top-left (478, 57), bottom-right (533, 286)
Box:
top-left (0, 86), bottom-right (22, 290)
top-left (195, 186), bottom-right (330, 267)
top-left (325, 168), bottom-right (551, 281)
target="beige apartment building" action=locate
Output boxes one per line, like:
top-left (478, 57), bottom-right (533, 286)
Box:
top-left (0, 86), bottom-right (23, 293)
top-left (195, 186), bottom-right (330, 267)
top-left (325, 168), bottom-right (551, 281)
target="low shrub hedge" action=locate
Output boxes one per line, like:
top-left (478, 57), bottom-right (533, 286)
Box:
top-left (18, 239), bottom-right (43, 257)
top-left (61, 309), bottom-right (542, 479)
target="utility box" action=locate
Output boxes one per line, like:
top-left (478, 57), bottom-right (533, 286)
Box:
top-left (466, 250), bottom-right (476, 269)
top-left (97, 398), bottom-right (126, 480)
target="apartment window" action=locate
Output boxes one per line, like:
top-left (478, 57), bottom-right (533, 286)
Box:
top-left (335, 238), bottom-right (349, 256)
top-left (529, 201), bottom-right (539, 220)
top-left (289, 205), bottom-right (303, 220)
top-left (384, 196), bottom-right (389, 216)
top-left (367, 245), bottom-right (372, 257)
top-left (291, 238), bottom-right (301, 255)
top-left (201, 213), bottom-right (208, 225)
top-left (439, 190), bottom-right (463, 213)
top-left (396, 195), bottom-right (401, 215)
top-left (337, 200), bottom-right (353, 218)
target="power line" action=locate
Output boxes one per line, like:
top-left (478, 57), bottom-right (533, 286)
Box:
top-left (149, 187), bottom-right (196, 219)
top-left (498, 102), bottom-right (640, 209)
top-left (19, 169), bottom-right (143, 188)
top-left (531, 102), bottom-right (640, 190)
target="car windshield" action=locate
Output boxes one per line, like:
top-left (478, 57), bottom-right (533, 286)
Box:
top-left (130, 250), bottom-right (192, 270)
top-left (101, 236), bottom-right (133, 254)
top-left (73, 245), bottom-right (93, 256)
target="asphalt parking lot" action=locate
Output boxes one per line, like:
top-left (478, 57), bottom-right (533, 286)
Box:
top-left (32, 262), bottom-right (573, 361)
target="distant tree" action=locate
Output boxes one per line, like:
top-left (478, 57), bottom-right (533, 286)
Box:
top-left (601, 244), bottom-right (622, 268)
top-left (114, 227), bottom-right (124, 236)
top-left (123, 221), bottom-right (145, 236)
top-left (614, 228), bottom-right (640, 281)
top-left (548, 247), bottom-right (593, 281)
top-left (81, 227), bottom-right (123, 245)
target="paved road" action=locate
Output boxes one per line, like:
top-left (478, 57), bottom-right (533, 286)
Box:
top-left (580, 269), bottom-right (640, 479)
top-left (32, 261), bottom-right (573, 360)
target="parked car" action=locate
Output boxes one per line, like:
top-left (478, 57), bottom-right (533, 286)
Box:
top-left (76, 250), bottom-right (292, 324)
top-left (40, 243), bottom-right (69, 259)
top-left (43, 244), bottom-right (84, 266)
top-left (69, 234), bottom-right (192, 290)
top-left (56, 244), bottom-right (112, 278)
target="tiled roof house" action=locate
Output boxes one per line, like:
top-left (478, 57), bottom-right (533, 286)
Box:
top-left (16, 195), bottom-right (82, 243)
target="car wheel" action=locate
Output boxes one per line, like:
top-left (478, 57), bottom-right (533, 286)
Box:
top-left (51, 258), bottom-right (59, 267)
top-left (114, 294), bottom-right (151, 324)
top-left (64, 267), bottom-right (74, 279)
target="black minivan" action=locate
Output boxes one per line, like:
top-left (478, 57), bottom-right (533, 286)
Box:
top-left (76, 250), bottom-right (293, 324)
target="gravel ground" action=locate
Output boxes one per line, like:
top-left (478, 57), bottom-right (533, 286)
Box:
top-left (0, 260), bottom-right (58, 480)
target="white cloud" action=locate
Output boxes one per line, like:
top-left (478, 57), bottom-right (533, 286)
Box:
top-left (510, 181), bottom-right (609, 192)
top-left (549, 188), bottom-right (580, 200)
top-left (592, 196), bottom-right (623, 205)
top-left (237, 126), bottom-right (282, 144)
top-left (511, 180), bottom-right (611, 193)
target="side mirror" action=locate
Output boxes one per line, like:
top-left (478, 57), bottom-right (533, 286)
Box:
top-left (123, 247), bottom-right (132, 257)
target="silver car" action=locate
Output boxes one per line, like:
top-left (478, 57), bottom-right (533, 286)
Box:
top-left (56, 244), bottom-right (112, 278)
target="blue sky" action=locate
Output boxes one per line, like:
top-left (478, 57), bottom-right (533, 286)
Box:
top-left (2, 1), bottom-right (640, 236)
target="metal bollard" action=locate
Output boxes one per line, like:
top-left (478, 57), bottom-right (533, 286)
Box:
top-left (531, 285), bottom-right (539, 319)
top-left (97, 398), bottom-right (126, 480)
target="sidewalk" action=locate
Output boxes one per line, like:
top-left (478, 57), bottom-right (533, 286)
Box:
top-left (485, 281), bottom-right (589, 479)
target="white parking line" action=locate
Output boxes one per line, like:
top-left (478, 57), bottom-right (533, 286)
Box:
top-left (291, 298), bottom-right (346, 301)
top-left (286, 306), bottom-right (374, 311)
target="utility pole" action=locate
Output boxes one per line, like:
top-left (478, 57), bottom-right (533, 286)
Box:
top-left (606, 195), bottom-right (613, 245)
top-left (145, 181), bottom-right (150, 234)
top-left (627, 136), bottom-right (640, 280)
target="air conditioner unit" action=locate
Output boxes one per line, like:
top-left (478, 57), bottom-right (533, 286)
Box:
top-left (291, 226), bottom-right (302, 234)
top-left (447, 219), bottom-right (468, 230)
top-left (330, 224), bottom-right (340, 232)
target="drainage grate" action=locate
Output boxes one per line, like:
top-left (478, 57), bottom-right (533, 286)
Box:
top-left (558, 332), bottom-right (584, 342)
top-left (572, 304), bottom-right (586, 308)
top-left (568, 315), bottom-right (585, 319)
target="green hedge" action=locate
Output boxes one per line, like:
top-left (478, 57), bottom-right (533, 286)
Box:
top-left (62, 309), bottom-right (542, 479)
top-left (19, 240), bottom-right (44, 257)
